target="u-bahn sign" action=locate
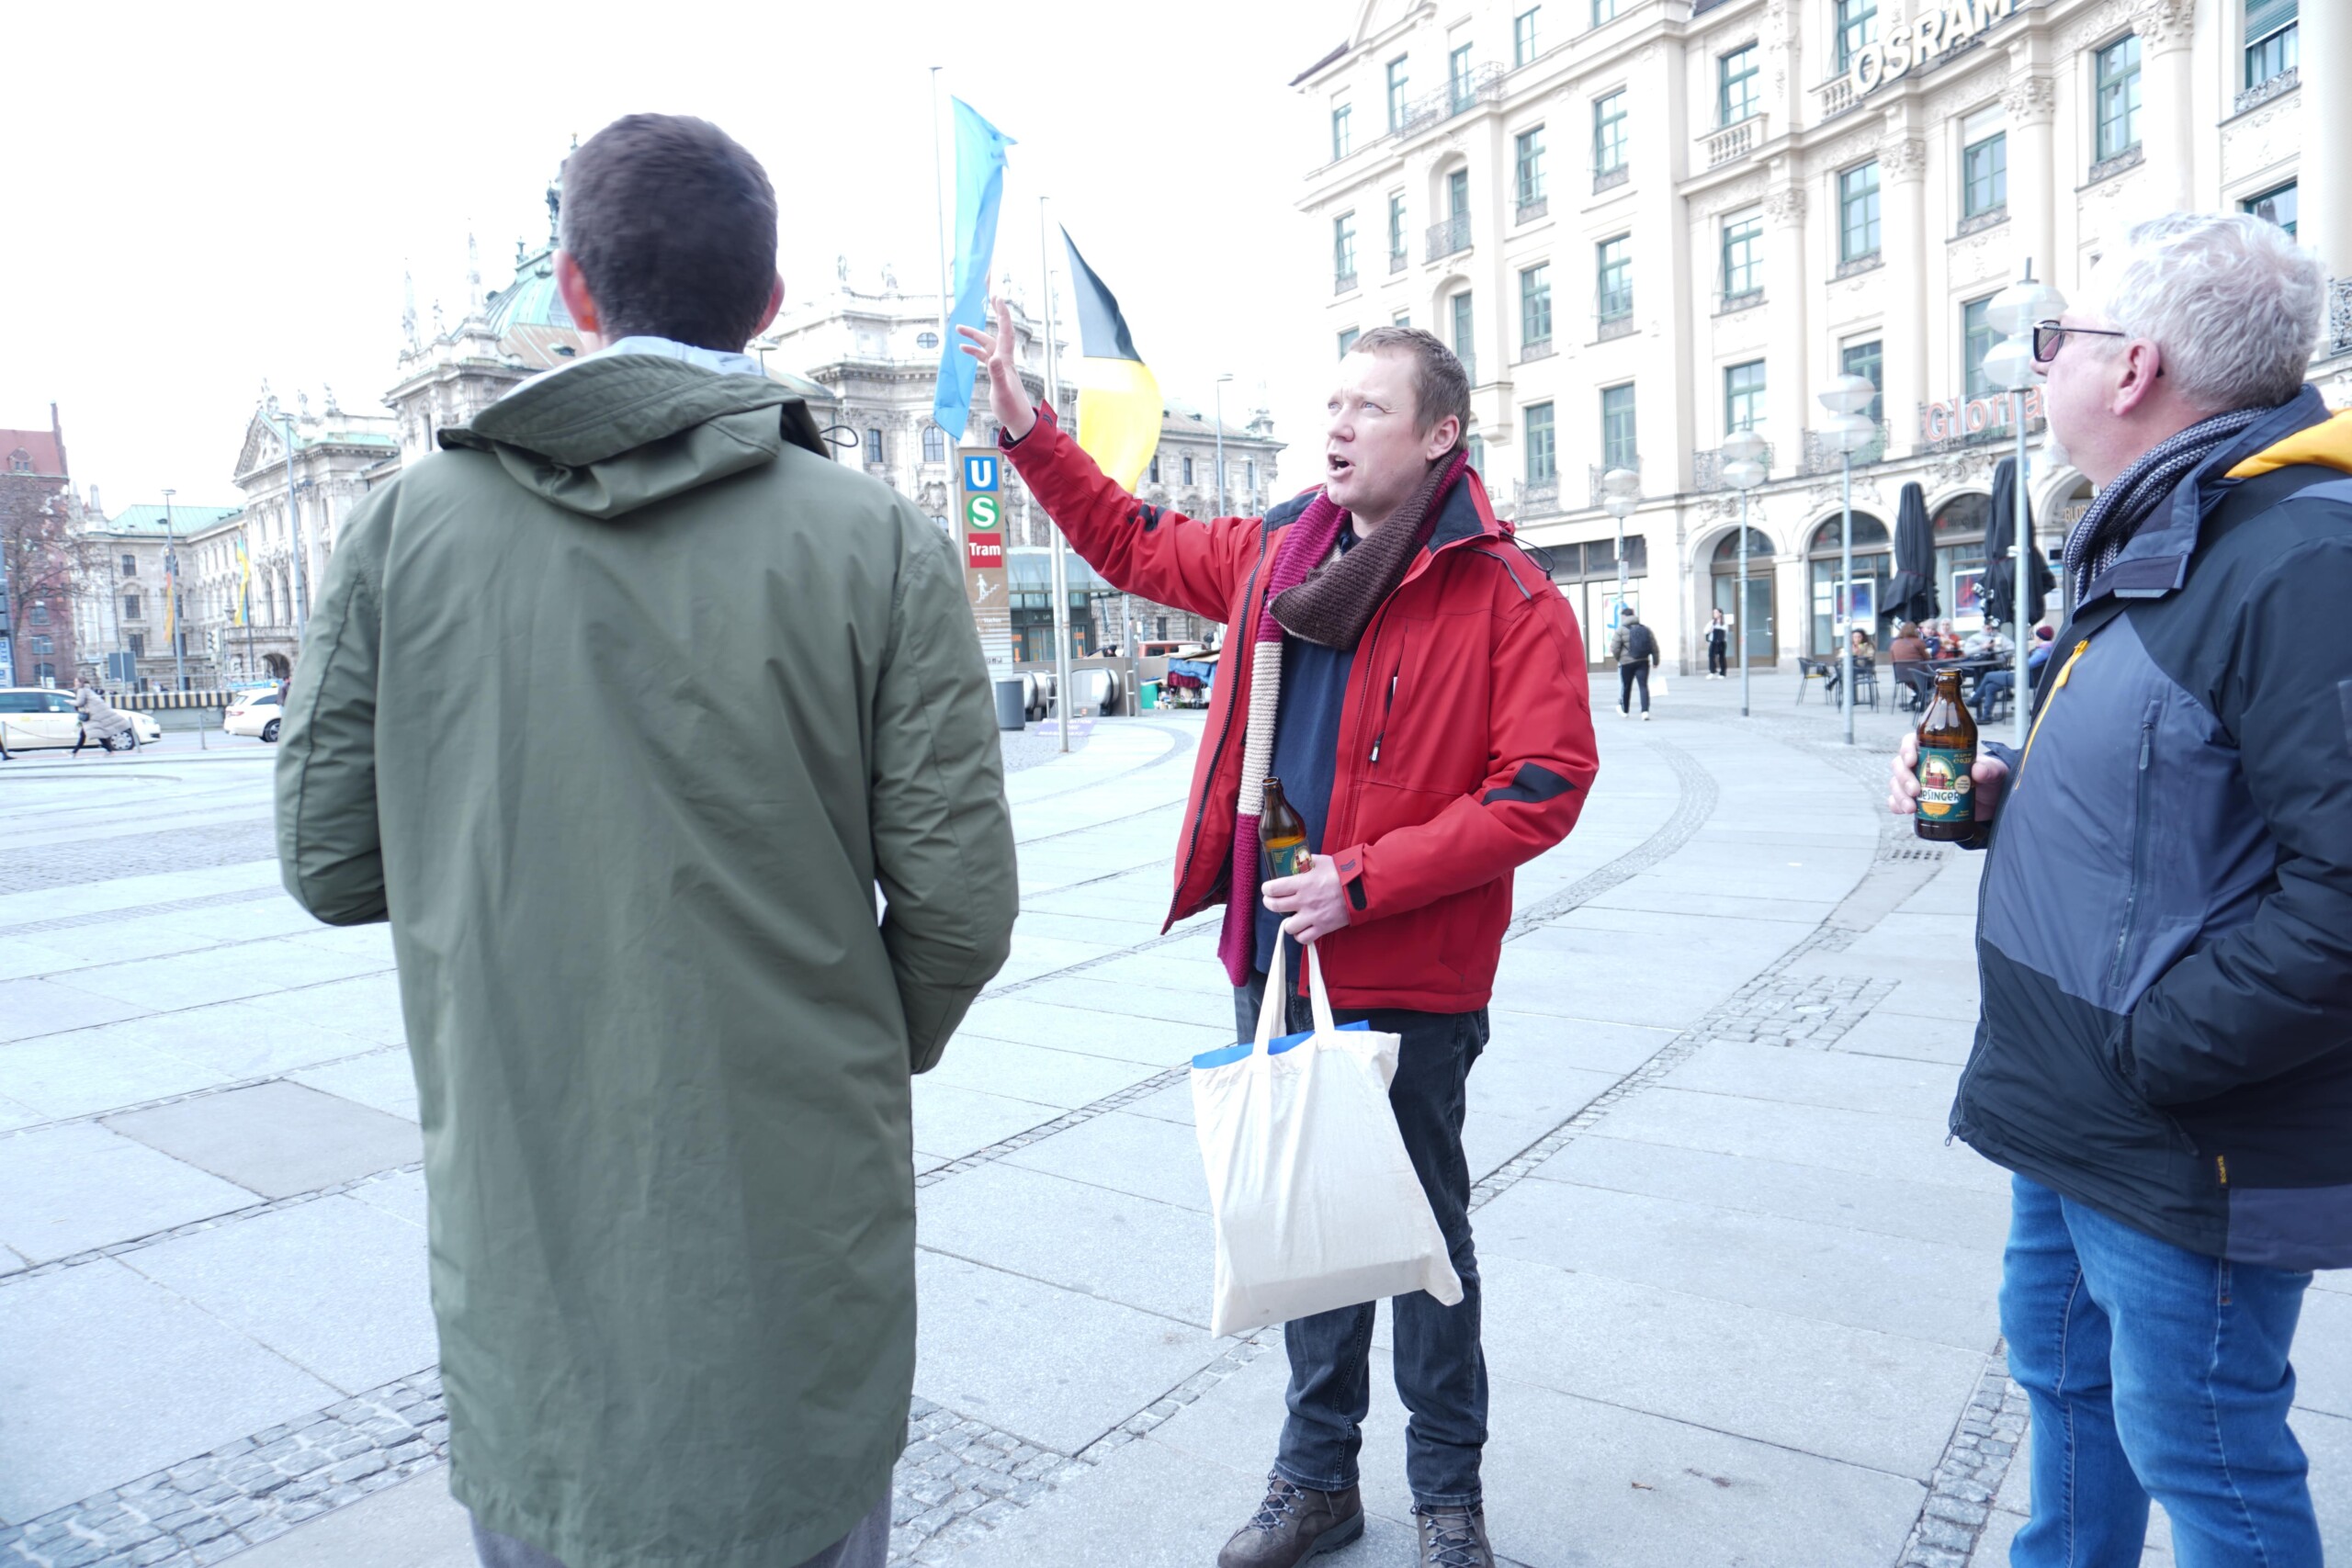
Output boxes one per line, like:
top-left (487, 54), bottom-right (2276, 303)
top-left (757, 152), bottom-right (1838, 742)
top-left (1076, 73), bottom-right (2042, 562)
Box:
top-left (958, 446), bottom-right (1012, 663)
top-left (1850, 0), bottom-right (2017, 98)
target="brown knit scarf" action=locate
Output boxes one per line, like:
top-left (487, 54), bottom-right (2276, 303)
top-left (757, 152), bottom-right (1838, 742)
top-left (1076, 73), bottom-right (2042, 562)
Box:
top-left (1270, 445), bottom-right (1468, 650)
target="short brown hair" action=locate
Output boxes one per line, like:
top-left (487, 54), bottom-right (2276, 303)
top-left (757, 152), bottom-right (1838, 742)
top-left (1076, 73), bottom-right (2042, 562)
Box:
top-left (560, 115), bottom-right (778, 351)
top-left (1349, 326), bottom-right (1471, 441)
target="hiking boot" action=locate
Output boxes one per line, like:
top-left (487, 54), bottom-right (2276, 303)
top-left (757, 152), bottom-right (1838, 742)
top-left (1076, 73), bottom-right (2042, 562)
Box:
top-left (1217, 1472), bottom-right (1364, 1567)
top-left (1413, 1503), bottom-right (1494, 1568)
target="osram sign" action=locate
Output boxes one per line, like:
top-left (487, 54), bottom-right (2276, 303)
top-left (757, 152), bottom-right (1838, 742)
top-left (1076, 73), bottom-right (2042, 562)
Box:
top-left (1850, 0), bottom-right (2017, 98)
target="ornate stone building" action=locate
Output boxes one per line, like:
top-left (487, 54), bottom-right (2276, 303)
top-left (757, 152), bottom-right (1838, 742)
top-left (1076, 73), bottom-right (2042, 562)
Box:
top-left (1297, 0), bottom-right (2335, 671)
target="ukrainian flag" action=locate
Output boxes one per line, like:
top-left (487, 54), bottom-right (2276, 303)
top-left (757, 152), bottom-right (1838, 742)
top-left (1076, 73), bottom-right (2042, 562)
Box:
top-left (1062, 230), bottom-right (1161, 492)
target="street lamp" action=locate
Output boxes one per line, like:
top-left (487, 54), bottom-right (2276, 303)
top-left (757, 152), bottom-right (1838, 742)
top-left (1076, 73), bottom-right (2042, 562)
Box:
top-left (161, 489), bottom-right (187, 694)
top-left (1214, 373), bottom-right (1234, 518)
top-left (1720, 428), bottom-right (1769, 719)
top-left (1600, 467), bottom-right (1641, 649)
top-left (1985, 262), bottom-right (2065, 749)
top-left (1815, 373), bottom-right (1879, 747)
top-left (262, 402), bottom-right (312, 637)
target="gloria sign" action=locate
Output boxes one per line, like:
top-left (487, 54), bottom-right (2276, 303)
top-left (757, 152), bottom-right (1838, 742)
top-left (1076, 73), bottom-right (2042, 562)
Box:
top-left (1850, 0), bottom-right (2017, 98)
top-left (1917, 384), bottom-right (2046, 445)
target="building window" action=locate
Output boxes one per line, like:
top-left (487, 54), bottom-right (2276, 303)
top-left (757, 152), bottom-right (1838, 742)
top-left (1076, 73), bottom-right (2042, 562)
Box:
top-left (1449, 42), bottom-right (1474, 110)
top-left (1182, 455), bottom-right (1195, 486)
top-left (124, 593), bottom-right (141, 621)
top-left (1330, 104), bottom-right (1353, 162)
top-left (1393, 310), bottom-right (1410, 326)
top-left (1148, 455), bottom-right (1161, 484)
top-left (1386, 57), bottom-right (1410, 131)
top-left (1514, 6), bottom-right (1541, 65)
top-left (1600, 384), bottom-right (1637, 471)
top-left (1724, 360), bottom-right (1767, 434)
top-left (2095, 35), bottom-right (2142, 164)
top-left (864, 427), bottom-right (884, 466)
top-left (1963, 296), bottom-right (1999, 399)
top-left (29, 603), bottom-right (47, 626)
top-left (1452, 292), bottom-right (1476, 381)
top-left (1841, 339), bottom-right (1884, 423)
top-left (922, 425), bottom-right (946, 463)
top-left (1596, 235), bottom-right (1633, 321)
top-left (2245, 0), bottom-right (2298, 90)
top-left (1524, 402), bottom-right (1557, 484)
top-left (1333, 212), bottom-right (1358, 288)
top-left (1388, 194), bottom-right (1408, 265)
top-left (1521, 264), bottom-right (1553, 348)
top-left (1591, 0), bottom-right (1620, 26)
top-left (1962, 105), bottom-right (2007, 219)
top-left (1836, 0), bottom-right (1879, 73)
top-left (1592, 91), bottom-right (1628, 176)
top-left (1246, 458), bottom-right (1258, 495)
top-left (28, 635), bottom-right (51, 657)
top-left (129, 632), bottom-right (145, 658)
top-left (1722, 211), bottom-right (1762, 300)
top-left (1719, 45), bottom-right (1759, 127)
top-left (1514, 127), bottom-right (1546, 209)
top-left (2244, 181), bottom-right (2298, 237)
top-left (1338, 327), bottom-right (1361, 358)
top-left (119, 554), bottom-right (136, 577)
top-left (1838, 161), bottom-right (1882, 263)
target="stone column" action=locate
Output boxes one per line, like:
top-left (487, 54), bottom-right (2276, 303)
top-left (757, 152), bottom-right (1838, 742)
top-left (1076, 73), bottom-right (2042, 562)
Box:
top-left (1881, 130), bottom-right (1930, 458)
top-left (1763, 170), bottom-right (1812, 475)
top-left (2139, 0), bottom-right (2199, 214)
top-left (2304, 0), bottom-right (2352, 310)
top-left (2004, 71), bottom-right (2059, 293)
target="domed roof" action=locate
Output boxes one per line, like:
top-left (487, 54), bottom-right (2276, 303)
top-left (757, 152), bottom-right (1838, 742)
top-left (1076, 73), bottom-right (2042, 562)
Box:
top-left (484, 248), bottom-right (575, 334)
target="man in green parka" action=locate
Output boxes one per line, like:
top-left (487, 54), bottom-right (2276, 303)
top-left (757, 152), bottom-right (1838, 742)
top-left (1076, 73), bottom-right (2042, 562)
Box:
top-left (276, 115), bottom-right (1019, 1568)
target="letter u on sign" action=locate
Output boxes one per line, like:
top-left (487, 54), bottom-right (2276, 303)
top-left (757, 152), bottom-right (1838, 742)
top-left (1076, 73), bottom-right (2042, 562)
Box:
top-left (964, 455), bottom-right (999, 492)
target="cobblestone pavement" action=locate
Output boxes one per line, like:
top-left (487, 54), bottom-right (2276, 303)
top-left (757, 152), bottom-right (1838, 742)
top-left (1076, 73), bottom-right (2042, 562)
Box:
top-left (3, 680), bottom-right (2346, 1568)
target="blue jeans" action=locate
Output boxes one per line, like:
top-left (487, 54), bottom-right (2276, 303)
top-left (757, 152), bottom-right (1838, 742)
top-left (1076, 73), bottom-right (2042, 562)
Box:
top-left (1234, 973), bottom-right (1488, 1508)
top-left (2001, 1174), bottom-right (2320, 1567)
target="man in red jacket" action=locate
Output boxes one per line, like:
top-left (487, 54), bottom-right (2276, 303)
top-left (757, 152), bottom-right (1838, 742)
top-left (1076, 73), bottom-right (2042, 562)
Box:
top-left (965, 308), bottom-right (1597, 1568)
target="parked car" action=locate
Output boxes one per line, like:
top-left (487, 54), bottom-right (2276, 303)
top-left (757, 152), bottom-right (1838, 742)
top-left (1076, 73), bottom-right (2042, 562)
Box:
top-left (223, 688), bottom-right (285, 742)
top-left (0, 689), bottom-right (156, 752)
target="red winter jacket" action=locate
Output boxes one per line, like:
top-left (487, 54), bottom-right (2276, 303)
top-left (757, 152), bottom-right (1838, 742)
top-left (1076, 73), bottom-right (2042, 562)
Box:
top-left (1002, 407), bottom-right (1599, 1012)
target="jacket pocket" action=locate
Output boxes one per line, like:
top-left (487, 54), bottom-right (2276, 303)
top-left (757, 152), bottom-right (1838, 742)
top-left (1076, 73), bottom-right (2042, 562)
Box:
top-left (2109, 697), bottom-right (2162, 990)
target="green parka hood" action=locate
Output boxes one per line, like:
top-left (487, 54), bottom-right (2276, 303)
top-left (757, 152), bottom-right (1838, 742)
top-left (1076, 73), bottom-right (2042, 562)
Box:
top-left (438, 353), bottom-right (832, 520)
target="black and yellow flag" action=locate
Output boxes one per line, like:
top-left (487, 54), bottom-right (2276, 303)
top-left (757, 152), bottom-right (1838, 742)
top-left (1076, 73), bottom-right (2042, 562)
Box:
top-left (1062, 230), bottom-right (1161, 491)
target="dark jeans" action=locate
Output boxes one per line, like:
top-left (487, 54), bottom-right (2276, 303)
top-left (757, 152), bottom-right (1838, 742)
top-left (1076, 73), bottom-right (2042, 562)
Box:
top-left (471, 1492), bottom-right (891, 1568)
top-left (1706, 641), bottom-right (1726, 676)
top-left (1618, 662), bottom-right (1650, 713)
top-left (1973, 669), bottom-right (2015, 721)
top-left (2002, 1175), bottom-right (2320, 1566)
top-left (1234, 972), bottom-right (1488, 1507)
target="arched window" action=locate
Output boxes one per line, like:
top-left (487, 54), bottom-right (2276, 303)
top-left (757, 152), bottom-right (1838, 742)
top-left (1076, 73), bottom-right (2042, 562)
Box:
top-left (1806, 512), bottom-right (1891, 655)
top-left (922, 425), bottom-right (946, 463)
top-left (1711, 526), bottom-right (1774, 563)
top-left (1808, 515), bottom-right (1890, 551)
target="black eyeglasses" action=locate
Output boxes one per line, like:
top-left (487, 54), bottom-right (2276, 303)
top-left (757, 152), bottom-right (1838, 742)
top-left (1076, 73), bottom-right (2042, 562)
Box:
top-left (2033, 321), bottom-right (2132, 364)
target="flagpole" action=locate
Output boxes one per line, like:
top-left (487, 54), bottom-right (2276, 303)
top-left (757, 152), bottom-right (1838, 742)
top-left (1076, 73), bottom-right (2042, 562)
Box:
top-left (1040, 196), bottom-right (1074, 753)
top-left (929, 67), bottom-right (953, 435)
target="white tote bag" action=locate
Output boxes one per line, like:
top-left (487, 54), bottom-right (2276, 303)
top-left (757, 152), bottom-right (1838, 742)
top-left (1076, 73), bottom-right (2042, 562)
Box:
top-left (1190, 932), bottom-right (1464, 1337)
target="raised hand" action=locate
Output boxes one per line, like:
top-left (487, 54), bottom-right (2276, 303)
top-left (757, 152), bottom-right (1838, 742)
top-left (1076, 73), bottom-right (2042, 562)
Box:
top-left (956, 295), bottom-right (1037, 442)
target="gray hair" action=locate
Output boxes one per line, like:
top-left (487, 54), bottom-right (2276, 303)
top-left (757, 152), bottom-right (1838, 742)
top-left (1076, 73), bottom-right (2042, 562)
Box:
top-left (2088, 212), bottom-right (2324, 412)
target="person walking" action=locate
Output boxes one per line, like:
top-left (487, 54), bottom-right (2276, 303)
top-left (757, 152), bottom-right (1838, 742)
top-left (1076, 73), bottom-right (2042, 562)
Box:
top-left (964, 310), bottom-right (1596, 1568)
top-left (1890, 212), bottom-right (2352, 1567)
top-left (277, 114), bottom-right (1018, 1568)
top-left (1610, 607), bottom-right (1658, 718)
top-left (1703, 607), bottom-right (1728, 678)
top-left (70, 682), bottom-right (135, 756)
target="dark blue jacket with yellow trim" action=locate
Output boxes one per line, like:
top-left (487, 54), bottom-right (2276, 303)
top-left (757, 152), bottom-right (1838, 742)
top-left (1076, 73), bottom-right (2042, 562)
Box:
top-left (1953, 387), bottom-right (2352, 1269)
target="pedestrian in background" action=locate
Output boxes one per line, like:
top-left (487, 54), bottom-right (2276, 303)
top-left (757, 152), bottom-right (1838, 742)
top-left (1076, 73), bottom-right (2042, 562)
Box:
top-left (70, 682), bottom-right (132, 756)
top-left (1611, 607), bottom-right (1658, 719)
top-left (277, 114), bottom-right (1017, 1568)
top-left (1891, 211), bottom-right (2352, 1566)
top-left (1704, 607), bottom-right (1728, 678)
top-left (1888, 621), bottom-right (1928, 662)
top-left (1970, 624), bottom-right (2052, 722)
top-left (966, 310), bottom-right (1596, 1568)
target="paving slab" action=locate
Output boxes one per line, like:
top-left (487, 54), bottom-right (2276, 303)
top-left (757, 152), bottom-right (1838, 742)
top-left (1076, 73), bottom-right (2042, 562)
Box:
top-left (263, 971), bottom-right (409, 1046)
top-left (0, 1029), bottom-right (220, 1120)
top-left (922, 1036), bottom-right (1162, 1111)
top-left (918, 1162), bottom-right (1215, 1328)
top-left (911, 1081), bottom-right (1066, 1162)
top-left (43, 946), bottom-right (284, 1011)
top-left (0, 1121), bottom-right (257, 1264)
top-left (0, 1257), bottom-right (337, 1523)
top-left (290, 1046), bottom-right (423, 1122)
top-left (1001, 1108), bottom-right (1210, 1213)
top-left (956, 997), bottom-right (1228, 1066)
top-left (1657, 1036), bottom-right (1959, 1122)
top-left (227, 1463), bottom-right (477, 1568)
top-left (1836, 1002), bottom-right (1980, 1066)
top-left (1589, 1086), bottom-right (2011, 1194)
top-left (1476, 1177), bottom-right (2001, 1350)
top-left (103, 1080), bottom-right (422, 1199)
top-left (120, 1194), bottom-right (437, 1395)
top-left (106, 997), bottom-right (385, 1082)
top-left (1018, 976), bottom-right (1239, 1032)
top-left (1485, 1011), bottom-right (1674, 1076)
top-left (0, 977), bottom-right (153, 1045)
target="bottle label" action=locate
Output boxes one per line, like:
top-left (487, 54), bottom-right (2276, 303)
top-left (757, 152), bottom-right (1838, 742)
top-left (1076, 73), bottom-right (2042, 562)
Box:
top-left (1917, 747), bottom-right (1975, 824)
top-left (1265, 842), bottom-right (1310, 881)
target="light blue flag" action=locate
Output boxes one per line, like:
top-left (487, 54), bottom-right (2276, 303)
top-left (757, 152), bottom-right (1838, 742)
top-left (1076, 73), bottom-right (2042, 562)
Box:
top-left (933, 98), bottom-right (1017, 442)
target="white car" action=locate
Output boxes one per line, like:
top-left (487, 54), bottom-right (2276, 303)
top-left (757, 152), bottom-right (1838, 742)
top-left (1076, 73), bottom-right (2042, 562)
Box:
top-left (222, 688), bottom-right (286, 742)
top-left (0, 689), bottom-right (156, 753)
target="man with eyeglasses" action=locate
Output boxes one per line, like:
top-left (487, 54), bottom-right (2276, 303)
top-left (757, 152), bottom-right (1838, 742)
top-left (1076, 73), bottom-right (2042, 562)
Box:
top-left (1890, 211), bottom-right (2352, 1565)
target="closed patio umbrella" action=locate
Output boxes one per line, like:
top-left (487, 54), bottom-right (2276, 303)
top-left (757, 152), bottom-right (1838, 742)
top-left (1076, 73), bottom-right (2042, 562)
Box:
top-left (1884, 481), bottom-right (1937, 626)
top-left (1984, 457), bottom-right (2048, 629)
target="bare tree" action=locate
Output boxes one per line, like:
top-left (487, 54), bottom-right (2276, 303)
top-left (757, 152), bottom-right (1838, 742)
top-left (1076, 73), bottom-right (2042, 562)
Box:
top-left (0, 476), bottom-right (94, 685)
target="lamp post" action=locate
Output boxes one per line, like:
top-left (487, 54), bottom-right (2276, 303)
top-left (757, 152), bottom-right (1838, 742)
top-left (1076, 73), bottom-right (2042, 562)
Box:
top-left (1815, 375), bottom-right (1879, 746)
top-left (161, 489), bottom-right (187, 694)
top-left (1600, 468), bottom-right (1641, 678)
top-left (1720, 429), bottom-right (1769, 719)
top-left (263, 403), bottom-right (312, 637)
top-left (1984, 263), bottom-right (2066, 750)
top-left (1214, 373), bottom-right (1234, 518)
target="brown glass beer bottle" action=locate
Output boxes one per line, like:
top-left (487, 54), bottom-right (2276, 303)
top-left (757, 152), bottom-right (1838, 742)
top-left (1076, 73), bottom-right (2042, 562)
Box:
top-left (1261, 777), bottom-right (1311, 880)
top-left (1915, 669), bottom-right (1978, 841)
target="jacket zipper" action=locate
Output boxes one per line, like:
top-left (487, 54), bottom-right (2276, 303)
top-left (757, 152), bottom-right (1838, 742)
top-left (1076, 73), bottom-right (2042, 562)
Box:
top-left (2109, 705), bottom-right (2159, 988)
top-left (1369, 675), bottom-right (1397, 763)
top-left (2018, 638), bottom-right (2092, 777)
top-left (1168, 536), bottom-right (1270, 925)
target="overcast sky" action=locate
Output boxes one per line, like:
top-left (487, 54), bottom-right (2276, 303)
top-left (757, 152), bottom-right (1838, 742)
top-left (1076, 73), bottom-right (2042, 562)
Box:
top-left (3, 2), bottom-right (1349, 511)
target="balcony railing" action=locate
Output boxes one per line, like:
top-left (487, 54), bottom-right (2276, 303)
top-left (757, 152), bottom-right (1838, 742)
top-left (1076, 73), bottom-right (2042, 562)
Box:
top-left (1589, 463), bottom-right (1639, 511)
top-left (2235, 65), bottom-right (2298, 116)
top-left (1700, 113), bottom-right (1768, 170)
top-left (1520, 339), bottom-right (1555, 364)
top-left (1389, 249), bottom-right (1408, 274)
top-left (1334, 270), bottom-right (1358, 295)
top-left (1691, 440), bottom-right (1776, 491)
top-left (1396, 63), bottom-right (1506, 137)
top-left (1593, 164), bottom-right (1629, 193)
top-left (1426, 213), bottom-right (1472, 263)
top-left (1515, 196), bottom-right (1549, 224)
top-left (2330, 278), bottom-right (2352, 357)
top-left (1716, 288), bottom-right (1765, 315)
top-left (1514, 478), bottom-right (1562, 516)
top-left (1597, 314), bottom-right (1637, 343)
top-left (1815, 73), bottom-right (1859, 121)
top-left (1801, 422), bottom-right (1892, 475)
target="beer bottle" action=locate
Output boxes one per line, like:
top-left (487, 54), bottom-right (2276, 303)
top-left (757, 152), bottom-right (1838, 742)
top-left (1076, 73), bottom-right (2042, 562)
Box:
top-left (1914, 669), bottom-right (1978, 841)
top-left (1261, 776), bottom-right (1310, 880)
